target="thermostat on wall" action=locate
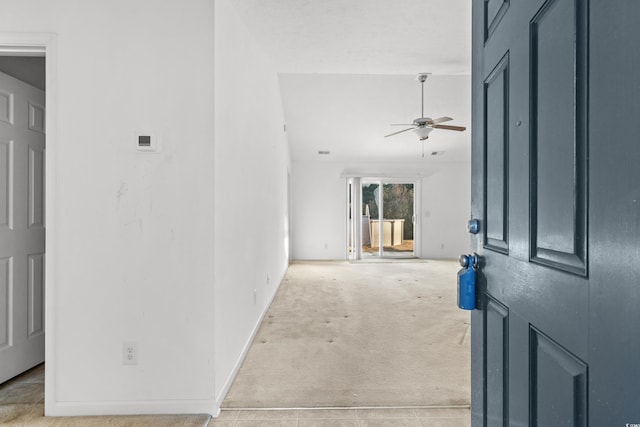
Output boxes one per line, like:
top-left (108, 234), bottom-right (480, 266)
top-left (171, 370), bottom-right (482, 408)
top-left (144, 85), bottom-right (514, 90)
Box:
top-left (135, 132), bottom-right (161, 152)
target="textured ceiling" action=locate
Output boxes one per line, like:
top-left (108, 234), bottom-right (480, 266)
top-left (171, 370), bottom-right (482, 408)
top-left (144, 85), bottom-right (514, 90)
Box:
top-left (279, 73), bottom-right (471, 162)
top-left (229, 0), bottom-right (471, 75)
top-left (228, 0), bottom-right (472, 163)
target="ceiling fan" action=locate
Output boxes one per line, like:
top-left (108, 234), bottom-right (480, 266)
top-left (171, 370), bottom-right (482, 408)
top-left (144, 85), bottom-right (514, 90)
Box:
top-left (385, 73), bottom-right (466, 141)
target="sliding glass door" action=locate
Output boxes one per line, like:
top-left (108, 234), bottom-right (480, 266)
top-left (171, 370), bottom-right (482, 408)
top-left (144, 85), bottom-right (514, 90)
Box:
top-left (361, 180), bottom-right (415, 258)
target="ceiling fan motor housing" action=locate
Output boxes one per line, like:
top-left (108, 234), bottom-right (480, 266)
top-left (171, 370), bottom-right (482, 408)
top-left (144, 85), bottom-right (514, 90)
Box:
top-left (414, 117), bottom-right (432, 126)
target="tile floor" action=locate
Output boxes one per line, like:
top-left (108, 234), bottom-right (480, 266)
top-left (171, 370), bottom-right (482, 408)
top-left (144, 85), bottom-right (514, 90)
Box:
top-left (0, 363), bottom-right (45, 405)
top-left (210, 407), bottom-right (471, 427)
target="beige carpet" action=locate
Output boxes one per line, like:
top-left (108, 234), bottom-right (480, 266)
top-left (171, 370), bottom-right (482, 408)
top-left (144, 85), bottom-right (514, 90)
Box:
top-left (223, 260), bottom-right (470, 408)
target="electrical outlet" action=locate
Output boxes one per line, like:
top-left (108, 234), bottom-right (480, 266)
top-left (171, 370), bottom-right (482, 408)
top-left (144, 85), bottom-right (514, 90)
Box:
top-left (123, 342), bottom-right (138, 365)
top-left (253, 289), bottom-right (257, 305)
top-left (267, 274), bottom-right (270, 285)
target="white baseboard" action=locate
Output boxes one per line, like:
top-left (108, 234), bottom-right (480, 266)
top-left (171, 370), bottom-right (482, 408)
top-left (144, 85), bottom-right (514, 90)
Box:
top-left (46, 399), bottom-right (218, 418)
top-left (214, 267), bottom-right (287, 409)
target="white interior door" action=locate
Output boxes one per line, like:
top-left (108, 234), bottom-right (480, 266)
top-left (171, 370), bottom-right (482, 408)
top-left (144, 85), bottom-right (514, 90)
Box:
top-left (0, 70), bottom-right (45, 383)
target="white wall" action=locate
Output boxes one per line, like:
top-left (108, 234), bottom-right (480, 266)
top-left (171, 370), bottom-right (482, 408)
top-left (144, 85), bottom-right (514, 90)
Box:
top-left (292, 161), bottom-right (470, 260)
top-left (214, 0), bottom-right (291, 404)
top-left (420, 162), bottom-right (471, 258)
top-left (291, 162), bottom-right (346, 259)
top-left (1, 0), bottom-right (217, 416)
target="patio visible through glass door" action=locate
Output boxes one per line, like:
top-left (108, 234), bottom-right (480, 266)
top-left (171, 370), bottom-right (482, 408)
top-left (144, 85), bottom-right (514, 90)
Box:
top-left (361, 181), bottom-right (415, 258)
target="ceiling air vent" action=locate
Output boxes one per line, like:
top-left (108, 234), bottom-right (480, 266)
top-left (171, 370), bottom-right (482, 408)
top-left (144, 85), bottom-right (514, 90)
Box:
top-left (318, 150), bottom-right (331, 155)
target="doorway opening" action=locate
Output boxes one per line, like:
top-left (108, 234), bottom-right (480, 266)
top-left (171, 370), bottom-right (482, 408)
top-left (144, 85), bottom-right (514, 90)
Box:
top-left (347, 177), bottom-right (418, 260)
top-left (0, 38), bottom-right (51, 411)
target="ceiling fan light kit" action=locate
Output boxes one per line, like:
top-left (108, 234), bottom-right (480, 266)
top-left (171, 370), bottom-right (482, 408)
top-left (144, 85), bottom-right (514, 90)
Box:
top-left (385, 73), bottom-right (467, 141)
top-left (414, 126), bottom-right (433, 140)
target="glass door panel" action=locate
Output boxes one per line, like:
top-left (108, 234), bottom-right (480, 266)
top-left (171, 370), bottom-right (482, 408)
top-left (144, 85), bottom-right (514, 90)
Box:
top-left (361, 182), bottom-right (380, 257)
top-left (381, 183), bottom-right (414, 257)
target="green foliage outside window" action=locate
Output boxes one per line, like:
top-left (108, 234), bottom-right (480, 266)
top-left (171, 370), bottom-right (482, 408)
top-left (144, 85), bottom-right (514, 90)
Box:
top-left (362, 183), bottom-right (414, 240)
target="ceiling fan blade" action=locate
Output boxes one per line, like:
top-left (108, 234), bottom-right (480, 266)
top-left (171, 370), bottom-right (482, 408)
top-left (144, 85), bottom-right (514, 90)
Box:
top-left (428, 116), bottom-right (453, 124)
top-left (384, 127), bottom-right (415, 138)
top-left (432, 124), bottom-right (467, 131)
top-left (390, 124), bottom-right (417, 126)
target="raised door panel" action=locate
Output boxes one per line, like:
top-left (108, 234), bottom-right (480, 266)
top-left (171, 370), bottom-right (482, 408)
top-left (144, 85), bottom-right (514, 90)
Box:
top-left (485, 298), bottom-right (509, 426)
top-left (0, 140), bottom-right (13, 229)
top-left (484, 54), bottom-right (510, 253)
top-left (0, 89), bottom-right (12, 125)
top-left (0, 257), bottom-right (11, 349)
top-left (28, 146), bottom-right (44, 228)
top-left (28, 102), bottom-right (45, 134)
top-left (27, 254), bottom-right (44, 337)
top-left (530, 0), bottom-right (588, 275)
top-left (485, 0), bottom-right (509, 41)
top-left (530, 327), bottom-right (587, 426)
